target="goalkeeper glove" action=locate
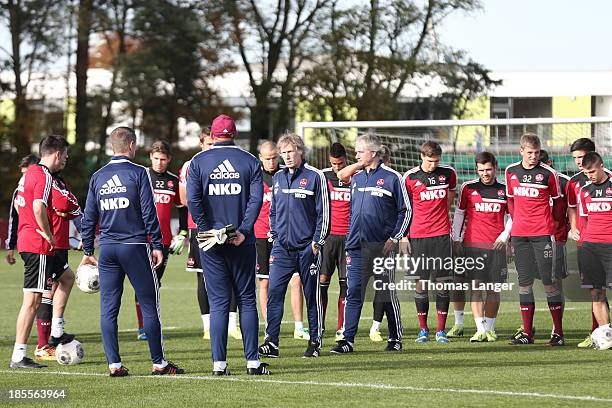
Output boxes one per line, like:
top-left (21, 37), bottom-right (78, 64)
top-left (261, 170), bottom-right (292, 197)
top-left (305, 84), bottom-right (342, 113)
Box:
top-left (196, 225), bottom-right (237, 251)
top-left (169, 230), bottom-right (188, 255)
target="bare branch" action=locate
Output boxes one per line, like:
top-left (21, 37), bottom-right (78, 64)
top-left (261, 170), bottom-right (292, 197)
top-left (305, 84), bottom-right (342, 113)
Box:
top-left (248, 0), bottom-right (272, 40)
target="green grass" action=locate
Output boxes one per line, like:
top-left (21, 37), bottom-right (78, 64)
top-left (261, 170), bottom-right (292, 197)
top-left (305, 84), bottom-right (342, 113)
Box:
top-left (0, 250), bottom-right (611, 407)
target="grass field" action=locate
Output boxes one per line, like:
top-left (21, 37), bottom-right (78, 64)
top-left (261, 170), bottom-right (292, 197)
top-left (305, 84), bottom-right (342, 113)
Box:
top-left (1, 249), bottom-right (611, 407)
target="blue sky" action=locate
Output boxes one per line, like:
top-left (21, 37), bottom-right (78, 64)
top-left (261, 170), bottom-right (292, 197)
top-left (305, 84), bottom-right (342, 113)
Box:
top-left (438, 0), bottom-right (612, 71)
top-left (1, 0), bottom-right (611, 72)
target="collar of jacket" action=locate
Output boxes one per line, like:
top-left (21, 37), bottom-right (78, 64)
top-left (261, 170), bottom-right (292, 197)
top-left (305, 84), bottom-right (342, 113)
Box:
top-left (283, 161), bottom-right (306, 180)
top-left (213, 140), bottom-right (236, 146)
top-left (365, 159), bottom-right (384, 175)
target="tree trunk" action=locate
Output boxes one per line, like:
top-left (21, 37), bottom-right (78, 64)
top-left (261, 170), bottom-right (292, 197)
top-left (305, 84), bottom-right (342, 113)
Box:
top-left (75, 0), bottom-right (92, 153)
top-left (9, 0), bottom-right (30, 156)
top-left (249, 93), bottom-right (271, 153)
top-left (96, 67), bottom-right (118, 167)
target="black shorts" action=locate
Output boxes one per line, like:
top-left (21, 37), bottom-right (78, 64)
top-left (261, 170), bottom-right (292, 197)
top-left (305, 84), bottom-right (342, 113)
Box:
top-left (512, 235), bottom-right (555, 286)
top-left (409, 235), bottom-right (452, 281)
top-left (256, 238), bottom-right (273, 279)
top-left (580, 242), bottom-right (612, 289)
top-left (320, 235), bottom-right (347, 280)
top-left (21, 252), bottom-right (54, 293)
top-left (462, 247), bottom-right (507, 283)
top-left (50, 249), bottom-right (70, 282)
top-left (186, 229), bottom-right (202, 272)
top-left (155, 246), bottom-right (170, 283)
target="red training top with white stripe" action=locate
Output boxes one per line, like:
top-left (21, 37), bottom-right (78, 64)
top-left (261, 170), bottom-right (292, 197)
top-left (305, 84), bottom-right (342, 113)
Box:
top-left (254, 168), bottom-right (275, 239)
top-left (505, 161), bottom-right (560, 236)
top-left (457, 179), bottom-right (508, 248)
top-left (567, 168), bottom-right (612, 243)
top-left (322, 167), bottom-right (351, 236)
top-left (16, 164), bottom-right (54, 255)
top-left (404, 164), bottom-right (456, 238)
top-left (578, 175), bottom-right (612, 243)
top-left (51, 175), bottom-right (81, 249)
top-left (179, 160), bottom-right (197, 230)
top-left (149, 169), bottom-right (182, 246)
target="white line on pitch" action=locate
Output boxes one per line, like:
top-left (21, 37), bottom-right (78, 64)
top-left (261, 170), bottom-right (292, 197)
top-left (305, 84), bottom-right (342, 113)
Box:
top-left (1, 370), bottom-right (610, 403)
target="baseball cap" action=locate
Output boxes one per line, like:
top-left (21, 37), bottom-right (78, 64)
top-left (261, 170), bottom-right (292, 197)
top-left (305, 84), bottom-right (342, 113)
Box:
top-left (210, 114), bottom-right (237, 138)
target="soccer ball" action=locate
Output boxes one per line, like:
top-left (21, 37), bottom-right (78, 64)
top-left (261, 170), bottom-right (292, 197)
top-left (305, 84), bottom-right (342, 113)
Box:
top-left (591, 325), bottom-right (612, 350)
top-left (76, 264), bottom-right (100, 294)
top-left (56, 340), bottom-right (84, 365)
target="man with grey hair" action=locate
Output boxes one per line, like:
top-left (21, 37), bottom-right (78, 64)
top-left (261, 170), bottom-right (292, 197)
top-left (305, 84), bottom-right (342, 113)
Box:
top-left (80, 126), bottom-right (184, 376)
top-left (258, 133), bottom-right (330, 358)
top-left (332, 133), bottom-right (410, 354)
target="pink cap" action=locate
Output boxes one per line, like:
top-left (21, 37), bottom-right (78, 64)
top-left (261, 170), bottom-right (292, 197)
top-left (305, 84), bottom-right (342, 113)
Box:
top-left (210, 114), bottom-right (237, 137)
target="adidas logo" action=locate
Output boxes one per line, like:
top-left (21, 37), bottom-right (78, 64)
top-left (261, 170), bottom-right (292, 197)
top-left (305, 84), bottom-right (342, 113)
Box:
top-left (471, 191), bottom-right (479, 195)
top-left (544, 244), bottom-right (551, 250)
top-left (210, 159), bottom-right (240, 180)
top-left (100, 175), bottom-right (127, 195)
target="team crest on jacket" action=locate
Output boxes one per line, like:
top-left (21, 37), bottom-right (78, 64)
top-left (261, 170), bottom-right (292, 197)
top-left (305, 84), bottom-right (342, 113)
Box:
top-left (346, 255), bottom-right (351, 265)
top-left (498, 189), bottom-right (505, 197)
top-left (300, 178), bottom-right (308, 187)
top-left (535, 174), bottom-right (544, 182)
top-left (438, 175), bottom-right (446, 183)
top-left (269, 255), bottom-right (275, 264)
top-left (606, 187), bottom-right (612, 195)
top-left (376, 179), bottom-right (384, 186)
top-left (167, 180), bottom-right (174, 189)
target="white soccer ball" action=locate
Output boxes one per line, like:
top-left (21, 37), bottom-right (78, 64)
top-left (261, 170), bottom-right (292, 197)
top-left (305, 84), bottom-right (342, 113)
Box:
top-left (591, 325), bottom-right (612, 350)
top-left (76, 264), bottom-right (100, 294)
top-left (56, 340), bottom-right (84, 365)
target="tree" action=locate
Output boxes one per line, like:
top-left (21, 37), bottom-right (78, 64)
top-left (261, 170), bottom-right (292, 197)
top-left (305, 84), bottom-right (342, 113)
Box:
top-left (74, 0), bottom-right (93, 154)
top-left (0, 0), bottom-right (66, 156)
top-left (118, 1), bottom-right (233, 146)
top-left (226, 0), bottom-right (329, 150)
top-left (297, 0), bottom-right (499, 122)
top-left (91, 0), bottom-right (135, 166)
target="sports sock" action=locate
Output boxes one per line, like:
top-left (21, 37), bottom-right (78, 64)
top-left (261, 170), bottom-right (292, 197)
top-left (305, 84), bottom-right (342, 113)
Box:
top-left (415, 293), bottom-right (429, 331)
top-left (337, 296), bottom-right (346, 331)
top-left (484, 317), bottom-right (496, 331)
top-left (372, 298), bottom-right (384, 322)
top-left (153, 360), bottom-right (168, 369)
top-left (294, 321), bottom-right (304, 331)
top-left (320, 281), bottom-right (330, 323)
top-left (51, 317), bottom-right (64, 338)
top-left (203, 314), bottom-right (210, 332)
top-left (454, 309), bottom-right (464, 326)
top-left (36, 320), bottom-right (51, 348)
top-left (135, 302), bottom-right (144, 330)
top-left (519, 289), bottom-right (535, 337)
top-left (247, 360), bottom-right (260, 369)
top-left (519, 303), bottom-right (535, 337)
top-left (228, 312), bottom-right (238, 330)
top-left (36, 298), bottom-right (53, 347)
top-left (436, 292), bottom-right (450, 332)
top-left (213, 361), bottom-right (227, 371)
top-left (12, 343), bottom-right (26, 363)
top-left (371, 320), bottom-right (381, 332)
top-left (548, 302), bottom-right (564, 336)
top-left (475, 318), bottom-right (485, 333)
